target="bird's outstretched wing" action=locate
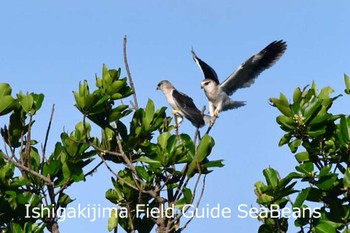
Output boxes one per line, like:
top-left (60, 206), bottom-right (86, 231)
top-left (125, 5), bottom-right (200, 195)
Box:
top-left (220, 40), bottom-right (287, 96)
top-left (191, 50), bottom-right (220, 84)
top-left (172, 89), bottom-right (205, 127)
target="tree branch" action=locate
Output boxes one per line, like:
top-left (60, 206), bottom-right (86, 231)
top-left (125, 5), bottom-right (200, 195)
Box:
top-left (41, 104), bottom-right (55, 173)
top-left (43, 104), bottom-right (55, 159)
top-left (1, 153), bottom-right (54, 185)
top-left (123, 35), bottom-right (138, 109)
top-left (176, 175), bottom-right (207, 232)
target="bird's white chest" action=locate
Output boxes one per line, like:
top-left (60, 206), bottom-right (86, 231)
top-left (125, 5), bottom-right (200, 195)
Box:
top-left (166, 90), bottom-right (178, 109)
top-left (204, 86), bottom-right (226, 106)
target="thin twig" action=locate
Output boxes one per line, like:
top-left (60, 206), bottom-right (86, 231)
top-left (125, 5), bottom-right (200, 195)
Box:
top-left (205, 115), bottom-right (217, 135)
top-left (123, 35), bottom-right (139, 109)
top-left (2, 153), bottom-right (54, 185)
top-left (173, 165), bottom-right (189, 200)
top-left (173, 175), bottom-right (207, 231)
top-left (43, 104), bottom-right (55, 158)
top-left (24, 115), bottom-right (33, 168)
top-left (41, 104), bottom-right (55, 173)
top-left (126, 202), bottom-right (135, 232)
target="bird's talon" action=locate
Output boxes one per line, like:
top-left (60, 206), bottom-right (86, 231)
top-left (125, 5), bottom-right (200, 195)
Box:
top-left (213, 109), bottom-right (219, 117)
top-left (210, 118), bottom-right (215, 126)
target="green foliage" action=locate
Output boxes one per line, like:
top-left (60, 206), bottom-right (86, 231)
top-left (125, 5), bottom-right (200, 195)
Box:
top-left (0, 63), bottom-right (223, 233)
top-left (73, 65), bottom-right (223, 232)
top-left (255, 76), bottom-right (350, 233)
top-left (0, 89), bottom-right (95, 232)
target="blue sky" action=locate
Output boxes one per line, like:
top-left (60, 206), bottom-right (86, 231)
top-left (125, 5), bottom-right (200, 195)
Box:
top-left (1, 1), bottom-right (350, 232)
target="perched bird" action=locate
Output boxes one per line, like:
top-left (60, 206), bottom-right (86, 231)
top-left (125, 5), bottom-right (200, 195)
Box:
top-left (157, 80), bottom-right (208, 128)
top-left (192, 40), bottom-right (287, 117)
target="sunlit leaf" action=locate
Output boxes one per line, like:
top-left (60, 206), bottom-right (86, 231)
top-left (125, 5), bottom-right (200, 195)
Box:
top-left (263, 168), bottom-right (278, 188)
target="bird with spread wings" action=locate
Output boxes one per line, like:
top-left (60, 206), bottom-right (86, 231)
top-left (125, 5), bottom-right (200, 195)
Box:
top-left (157, 80), bottom-right (209, 128)
top-left (192, 40), bottom-right (287, 118)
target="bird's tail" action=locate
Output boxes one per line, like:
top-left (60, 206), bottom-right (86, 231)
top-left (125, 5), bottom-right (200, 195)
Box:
top-left (223, 100), bottom-right (246, 111)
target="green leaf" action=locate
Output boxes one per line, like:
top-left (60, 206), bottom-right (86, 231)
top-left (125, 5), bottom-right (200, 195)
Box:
top-left (315, 222), bottom-right (336, 233)
top-left (270, 93), bottom-right (292, 117)
top-left (309, 114), bottom-right (331, 126)
top-left (143, 99), bottom-right (155, 130)
top-left (10, 223), bottom-right (23, 233)
top-left (102, 64), bottom-right (112, 85)
top-left (108, 105), bottom-right (129, 122)
top-left (258, 224), bottom-right (274, 233)
top-left (158, 132), bottom-right (171, 150)
top-left (293, 87), bottom-right (302, 103)
top-left (174, 197), bottom-right (188, 209)
top-left (107, 80), bottom-right (126, 95)
top-left (295, 151), bottom-right (309, 162)
top-left (340, 115), bottom-right (350, 143)
top-left (305, 187), bottom-right (323, 202)
top-left (293, 188), bottom-right (309, 208)
top-left (62, 162), bottom-right (70, 178)
top-left (32, 93), bottom-right (44, 112)
top-left (0, 95), bottom-right (16, 116)
top-left (318, 86), bottom-right (334, 100)
top-left (182, 187), bottom-right (193, 203)
top-left (276, 115), bottom-right (295, 130)
top-left (295, 162), bottom-right (314, 175)
top-left (263, 168), bottom-right (278, 188)
top-left (58, 193), bottom-right (73, 207)
top-left (135, 166), bottom-right (151, 181)
top-left (42, 160), bottom-right (61, 177)
top-left (288, 139), bottom-right (301, 153)
top-left (0, 83), bottom-right (12, 96)
top-left (303, 98), bottom-right (322, 123)
top-left (196, 134), bottom-right (214, 162)
top-left (344, 74), bottom-right (350, 95)
top-left (278, 133), bottom-right (292, 146)
top-left (20, 94), bottom-right (34, 113)
top-left (107, 209), bottom-right (118, 232)
top-left (344, 168), bottom-right (350, 188)
top-left (105, 189), bottom-right (122, 204)
top-left (138, 156), bottom-right (161, 166)
top-left (203, 159), bottom-right (224, 168)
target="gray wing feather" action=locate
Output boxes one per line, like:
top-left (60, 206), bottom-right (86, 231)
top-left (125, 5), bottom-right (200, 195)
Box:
top-left (220, 40), bottom-right (287, 96)
top-left (172, 89), bottom-right (205, 128)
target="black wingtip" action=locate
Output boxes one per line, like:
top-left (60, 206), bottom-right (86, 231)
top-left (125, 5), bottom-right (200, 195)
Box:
top-left (269, 40), bottom-right (287, 53)
top-left (191, 49), bottom-right (220, 84)
top-left (191, 48), bottom-right (198, 61)
top-left (259, 40), bottom-right (287, 69)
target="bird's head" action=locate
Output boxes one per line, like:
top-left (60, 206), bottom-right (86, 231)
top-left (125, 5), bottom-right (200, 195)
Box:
top-left (157, 80), bottom-right (169, 90)
top-left (201, 79), bottom-right (216, 91)
top-left (157, 80), bottom-right (174, 94)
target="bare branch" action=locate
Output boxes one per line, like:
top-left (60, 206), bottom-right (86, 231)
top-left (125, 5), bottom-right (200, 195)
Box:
top-left (178, 175), bottom-right (207, 231)
top-left (2, 153), bottom-right (54, 185)
top-left (43, 104), bottom-right (55, 158)
top-left (123, 35), bottom-right (139, 109)
top-left (173, 165), bottom-right (189, 200)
